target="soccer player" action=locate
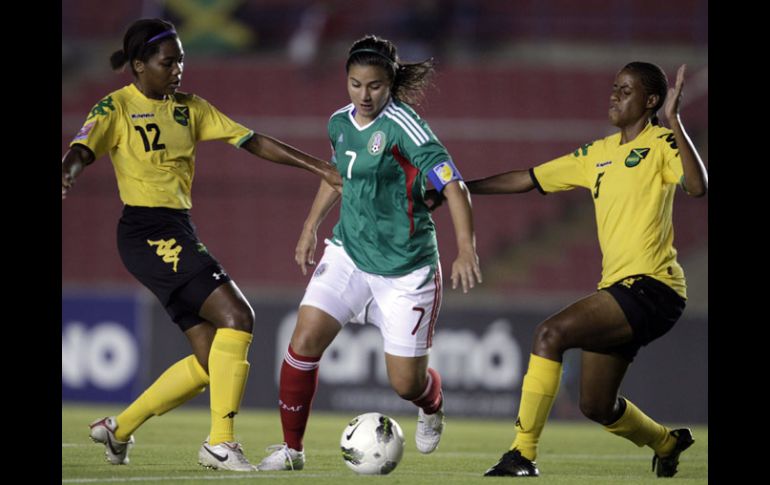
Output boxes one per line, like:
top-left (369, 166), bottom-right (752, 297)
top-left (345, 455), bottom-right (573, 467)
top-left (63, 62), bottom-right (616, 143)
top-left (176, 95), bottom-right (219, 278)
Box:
top-left (257, 34), bottom-right (482, 471)
top-left (453, 63), bottom-right (707, 477)
top-left (61, 18), bottom-right (341, 471)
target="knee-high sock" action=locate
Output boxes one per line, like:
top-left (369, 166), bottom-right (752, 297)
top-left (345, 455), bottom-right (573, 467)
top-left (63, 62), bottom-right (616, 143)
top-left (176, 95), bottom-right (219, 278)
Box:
top-left (208, 328), bottom-right (252, 446)
top-left (603, 397), bottom-right (674, 455)
top-left (114, 355), bottom-right (209, 442)
top-left (411, 367), bottom-right (443, 414)
top-left (279, 346), bottom-right (321, 451)
top-left (510, 354), bottom-right (562, 461)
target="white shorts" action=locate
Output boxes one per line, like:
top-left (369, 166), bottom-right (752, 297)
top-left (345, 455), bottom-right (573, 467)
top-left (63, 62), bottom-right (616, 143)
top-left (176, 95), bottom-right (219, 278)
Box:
top-left (300, 241), bottom-right (442, 357)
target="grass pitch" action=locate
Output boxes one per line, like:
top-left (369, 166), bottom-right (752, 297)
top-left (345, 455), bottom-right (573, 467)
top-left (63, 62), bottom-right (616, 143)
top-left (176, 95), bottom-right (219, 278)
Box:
top-left (63, 403), bottom-right (707, 484)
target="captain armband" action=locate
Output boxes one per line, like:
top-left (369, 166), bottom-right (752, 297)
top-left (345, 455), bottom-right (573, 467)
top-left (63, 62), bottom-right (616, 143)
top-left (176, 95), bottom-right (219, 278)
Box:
top-left (427, 159), bottom-right (463, 192)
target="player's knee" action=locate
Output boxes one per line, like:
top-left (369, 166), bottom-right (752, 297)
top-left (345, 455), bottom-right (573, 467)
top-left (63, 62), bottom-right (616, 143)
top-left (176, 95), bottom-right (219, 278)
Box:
top-left (290, 329), bottom-right (326, 357)
top-left (220, 304), bottom-right (255, 333)
top-left (579, 398), bottom-right (616, 425)
top-left (532, 321), bottom-right (568, 354)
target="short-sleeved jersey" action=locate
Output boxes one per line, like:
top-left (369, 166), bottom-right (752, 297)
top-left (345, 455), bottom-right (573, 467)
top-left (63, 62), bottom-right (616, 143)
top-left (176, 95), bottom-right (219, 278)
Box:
top-left (328, 99), bottom-right (453, 276)
top-left (69, 83), bottom-right (254, 209)
top-left (531, 123), bottom-right (687, 298)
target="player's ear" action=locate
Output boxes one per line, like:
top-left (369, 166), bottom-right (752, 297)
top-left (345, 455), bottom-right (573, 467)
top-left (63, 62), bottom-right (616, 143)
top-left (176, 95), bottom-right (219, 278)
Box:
top-left (646, 94), bottom-right (659, 110)
top-left (133, 59), bottom-right (145, 74)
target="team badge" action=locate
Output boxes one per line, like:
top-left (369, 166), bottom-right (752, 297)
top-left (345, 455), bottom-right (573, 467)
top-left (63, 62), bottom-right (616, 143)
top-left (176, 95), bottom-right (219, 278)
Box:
top-left (624, 148), bottom-right (650, 167)
top-left (313, 263), bottom-right (328, 278)
top-left (73, 121), bottom-right (95, 142)
top-left (367, 131), bottom-right (386, 155)
top-left (174, 106), bottom-right (190, 126)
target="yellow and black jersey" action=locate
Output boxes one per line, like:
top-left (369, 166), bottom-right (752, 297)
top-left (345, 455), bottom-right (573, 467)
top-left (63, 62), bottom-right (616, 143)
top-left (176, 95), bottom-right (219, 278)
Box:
top-left (70, 83), bottom-right (254, 209)
top-left (531, 123), bottom-right (687, 298)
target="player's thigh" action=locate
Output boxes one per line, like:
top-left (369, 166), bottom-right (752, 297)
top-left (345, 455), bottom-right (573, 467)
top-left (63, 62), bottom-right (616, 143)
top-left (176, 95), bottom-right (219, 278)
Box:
top-left (369, 263), bottom-right (442, 358)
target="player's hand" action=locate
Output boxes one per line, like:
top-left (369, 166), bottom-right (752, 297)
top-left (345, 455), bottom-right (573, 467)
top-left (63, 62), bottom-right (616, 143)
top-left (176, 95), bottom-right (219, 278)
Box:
top-left (62, 171), bottom-right (75, 200)
top-left (424, 188), bottom-right (445, 212)
top-left (295, 227), bottom-right (318, 275)
top-left (664, 64), bottom-right (686, 124)
top-left (450, 248), bottom-right (482, 293)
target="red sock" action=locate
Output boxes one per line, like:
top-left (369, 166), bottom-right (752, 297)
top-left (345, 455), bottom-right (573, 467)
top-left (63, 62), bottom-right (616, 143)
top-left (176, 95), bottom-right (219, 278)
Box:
top-left (279, 346), bottom-right (320, 451)
top-left (412, 367), bottom-right (443, 414)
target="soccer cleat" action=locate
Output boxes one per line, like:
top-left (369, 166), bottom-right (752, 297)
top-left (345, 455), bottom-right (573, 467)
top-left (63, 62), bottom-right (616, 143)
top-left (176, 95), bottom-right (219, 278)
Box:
top-left (652, 428), bottom-right (694, 477)
top-left (484, 449), bottom-right (540, 477)
top-left (257, 443), bottom-right (305, 471)
top-left (89, 416), bottom-right (135, 465)
top-left (198, 438), bottom-right (257, 471)
top-left (415, 404), bottom-right (445, 454)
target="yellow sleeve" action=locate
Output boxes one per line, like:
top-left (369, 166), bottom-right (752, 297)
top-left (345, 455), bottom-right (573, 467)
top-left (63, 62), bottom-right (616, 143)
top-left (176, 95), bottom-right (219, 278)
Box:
top-left (658, 131), bottom-right (684, 186)
top-left (192, 96), bottom-right (254, 147)
top-left (69, 94), bottom-right (121, 158)
top-left (532, 151), bottom-right (591, 193)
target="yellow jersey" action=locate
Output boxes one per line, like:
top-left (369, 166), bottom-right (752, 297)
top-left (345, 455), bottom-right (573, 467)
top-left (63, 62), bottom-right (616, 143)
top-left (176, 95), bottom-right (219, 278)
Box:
top-left (70, 83), bottom-right (254, 209)
top-left (532, 123), bottom-right (687, 298)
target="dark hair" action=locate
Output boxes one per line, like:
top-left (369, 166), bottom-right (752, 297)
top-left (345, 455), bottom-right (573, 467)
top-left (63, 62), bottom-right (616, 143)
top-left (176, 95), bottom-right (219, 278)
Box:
top-left (345, 35), bottom-right (435, 106)
top-left (622, 61), bottom-right (669, 126)
top-left (109, 18), bottom-right (178, 75)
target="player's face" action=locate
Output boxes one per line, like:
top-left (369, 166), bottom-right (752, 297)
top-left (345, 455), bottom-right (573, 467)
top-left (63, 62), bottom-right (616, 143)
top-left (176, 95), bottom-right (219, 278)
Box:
top-left (608, 70), bottom-right (653, 128)
top-left (135, 39), bottom-right (185, 100)
top-left (347, 64), bottom-right (392, 123)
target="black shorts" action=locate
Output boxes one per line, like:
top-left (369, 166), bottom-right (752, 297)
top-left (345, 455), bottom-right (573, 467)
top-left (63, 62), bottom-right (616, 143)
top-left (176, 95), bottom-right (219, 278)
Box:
top-left (601, 275), bottom-right (686, 362)
top-left (117, 205), bottom-right (232, 331)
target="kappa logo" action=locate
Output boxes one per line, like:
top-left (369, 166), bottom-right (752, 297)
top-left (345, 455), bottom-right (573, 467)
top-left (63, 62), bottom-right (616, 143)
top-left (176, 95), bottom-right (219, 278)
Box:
top-left (624, 148), bottom-right (650, 167)
top-left (514, 416), bottom-right (523, 430)
top-left (367, 130), bottom-right (386, 155)
top-left (212, 270), bottom-right (227, 280)
top-left (130, 113), bottom-right (155, 119)
top-left (173, 106), bottom-right (190, 126)
top-left (620, 276), bottom-right (642, 288)
top-left (596, 160), bottom-right (612, 168)
top-left (87, 96), bottom-right (116, 120)
top-left (147, 238), bottom-right (182, 272)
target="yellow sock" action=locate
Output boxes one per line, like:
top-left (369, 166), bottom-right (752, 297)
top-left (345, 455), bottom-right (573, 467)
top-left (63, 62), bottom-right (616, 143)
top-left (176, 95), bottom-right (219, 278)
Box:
top-left (604, 398), bottom-right (674, 455)
top-left (208, 328), bottom-right (252, 445)
top-left (510, 354), bottom-right (562, 461)
top-left (114, 355), bottom-right (209, 441)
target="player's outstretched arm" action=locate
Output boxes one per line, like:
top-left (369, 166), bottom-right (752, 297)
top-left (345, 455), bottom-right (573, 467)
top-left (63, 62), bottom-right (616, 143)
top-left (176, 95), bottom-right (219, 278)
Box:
top-left (61, 144), bottom-right (95, 200)
top-left (664, 65), bottom-right (708, 197)
top-left (443, 181), bottom-right (482, 293)
top-left (242, 133), bottom-right (343, 191)
top-left (295, 180), bottom-right (341, 275)
top-left (465, 169), bottom-right (536, 195)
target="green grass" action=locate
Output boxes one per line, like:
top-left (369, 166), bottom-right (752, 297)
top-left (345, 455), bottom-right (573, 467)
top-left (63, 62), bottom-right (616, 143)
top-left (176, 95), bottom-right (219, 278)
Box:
top-left (63, 403), bottom-right (707, 484)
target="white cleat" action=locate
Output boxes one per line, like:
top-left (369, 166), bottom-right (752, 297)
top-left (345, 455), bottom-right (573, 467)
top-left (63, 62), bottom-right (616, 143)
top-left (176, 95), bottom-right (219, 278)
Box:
top-left (416, 405), bottom-right (445, 454)
top-left (257, 443), bottom-right (305, 471)
top-left (89, 416), bottom-right (135, 465)
top-left (198, 438), bottom-right (257, 471)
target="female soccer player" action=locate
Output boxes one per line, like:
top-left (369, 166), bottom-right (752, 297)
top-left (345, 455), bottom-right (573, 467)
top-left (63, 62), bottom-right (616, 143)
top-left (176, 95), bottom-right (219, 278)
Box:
top-left (257, 34), bottom-right (482, 471)
top-left (61, 18), bottom-right (341, 472)
top-left (461, 63), bottom-right (707, 478)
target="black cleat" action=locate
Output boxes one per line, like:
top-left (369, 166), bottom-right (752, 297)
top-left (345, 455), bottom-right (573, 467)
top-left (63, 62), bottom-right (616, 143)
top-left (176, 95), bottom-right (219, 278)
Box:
top-left (651, 428), bottom-right (694, 477)
top-left (484, 449), bottom-right (540, 477)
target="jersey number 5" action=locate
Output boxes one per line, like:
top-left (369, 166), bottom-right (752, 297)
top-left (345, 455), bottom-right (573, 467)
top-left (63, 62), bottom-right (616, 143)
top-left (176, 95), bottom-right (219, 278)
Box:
top-left (134, 124), bottom-right (166, 152)
top-left (344, 150), bottom-right (357, 179)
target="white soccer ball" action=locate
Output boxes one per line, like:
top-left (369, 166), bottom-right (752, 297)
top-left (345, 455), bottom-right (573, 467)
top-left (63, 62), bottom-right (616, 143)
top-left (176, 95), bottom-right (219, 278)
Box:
top-left (340, 412), bottom-right (405, 475)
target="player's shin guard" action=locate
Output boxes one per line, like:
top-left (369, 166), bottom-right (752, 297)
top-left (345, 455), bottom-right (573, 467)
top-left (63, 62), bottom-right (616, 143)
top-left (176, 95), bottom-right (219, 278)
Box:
top-left (411, 367), bottom-right (443, 413)
top-left (114, 354), bottom-right (209, 442)
top-left (279, 346), bottom-right (321, 452)
top-left (510, 354), bottom-right (562, 461)
top-left (604, 397), bottom-right (674, 455)
top-left (208, 328), bottom-right (252, 446)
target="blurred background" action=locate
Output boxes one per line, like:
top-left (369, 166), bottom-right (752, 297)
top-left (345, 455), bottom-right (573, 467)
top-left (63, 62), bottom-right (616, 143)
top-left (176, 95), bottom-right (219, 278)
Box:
top-left (62, 0), bottom-right (708, 424)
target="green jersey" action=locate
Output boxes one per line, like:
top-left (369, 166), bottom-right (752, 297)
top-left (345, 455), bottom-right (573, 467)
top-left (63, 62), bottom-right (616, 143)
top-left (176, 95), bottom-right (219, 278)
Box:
top-left (328, 100), bottom-right (452, 276)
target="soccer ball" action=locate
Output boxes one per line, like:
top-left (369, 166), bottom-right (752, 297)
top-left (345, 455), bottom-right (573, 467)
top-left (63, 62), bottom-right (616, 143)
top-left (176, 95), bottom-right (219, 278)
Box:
top-left (340, 412), bottom-right (405, 475)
